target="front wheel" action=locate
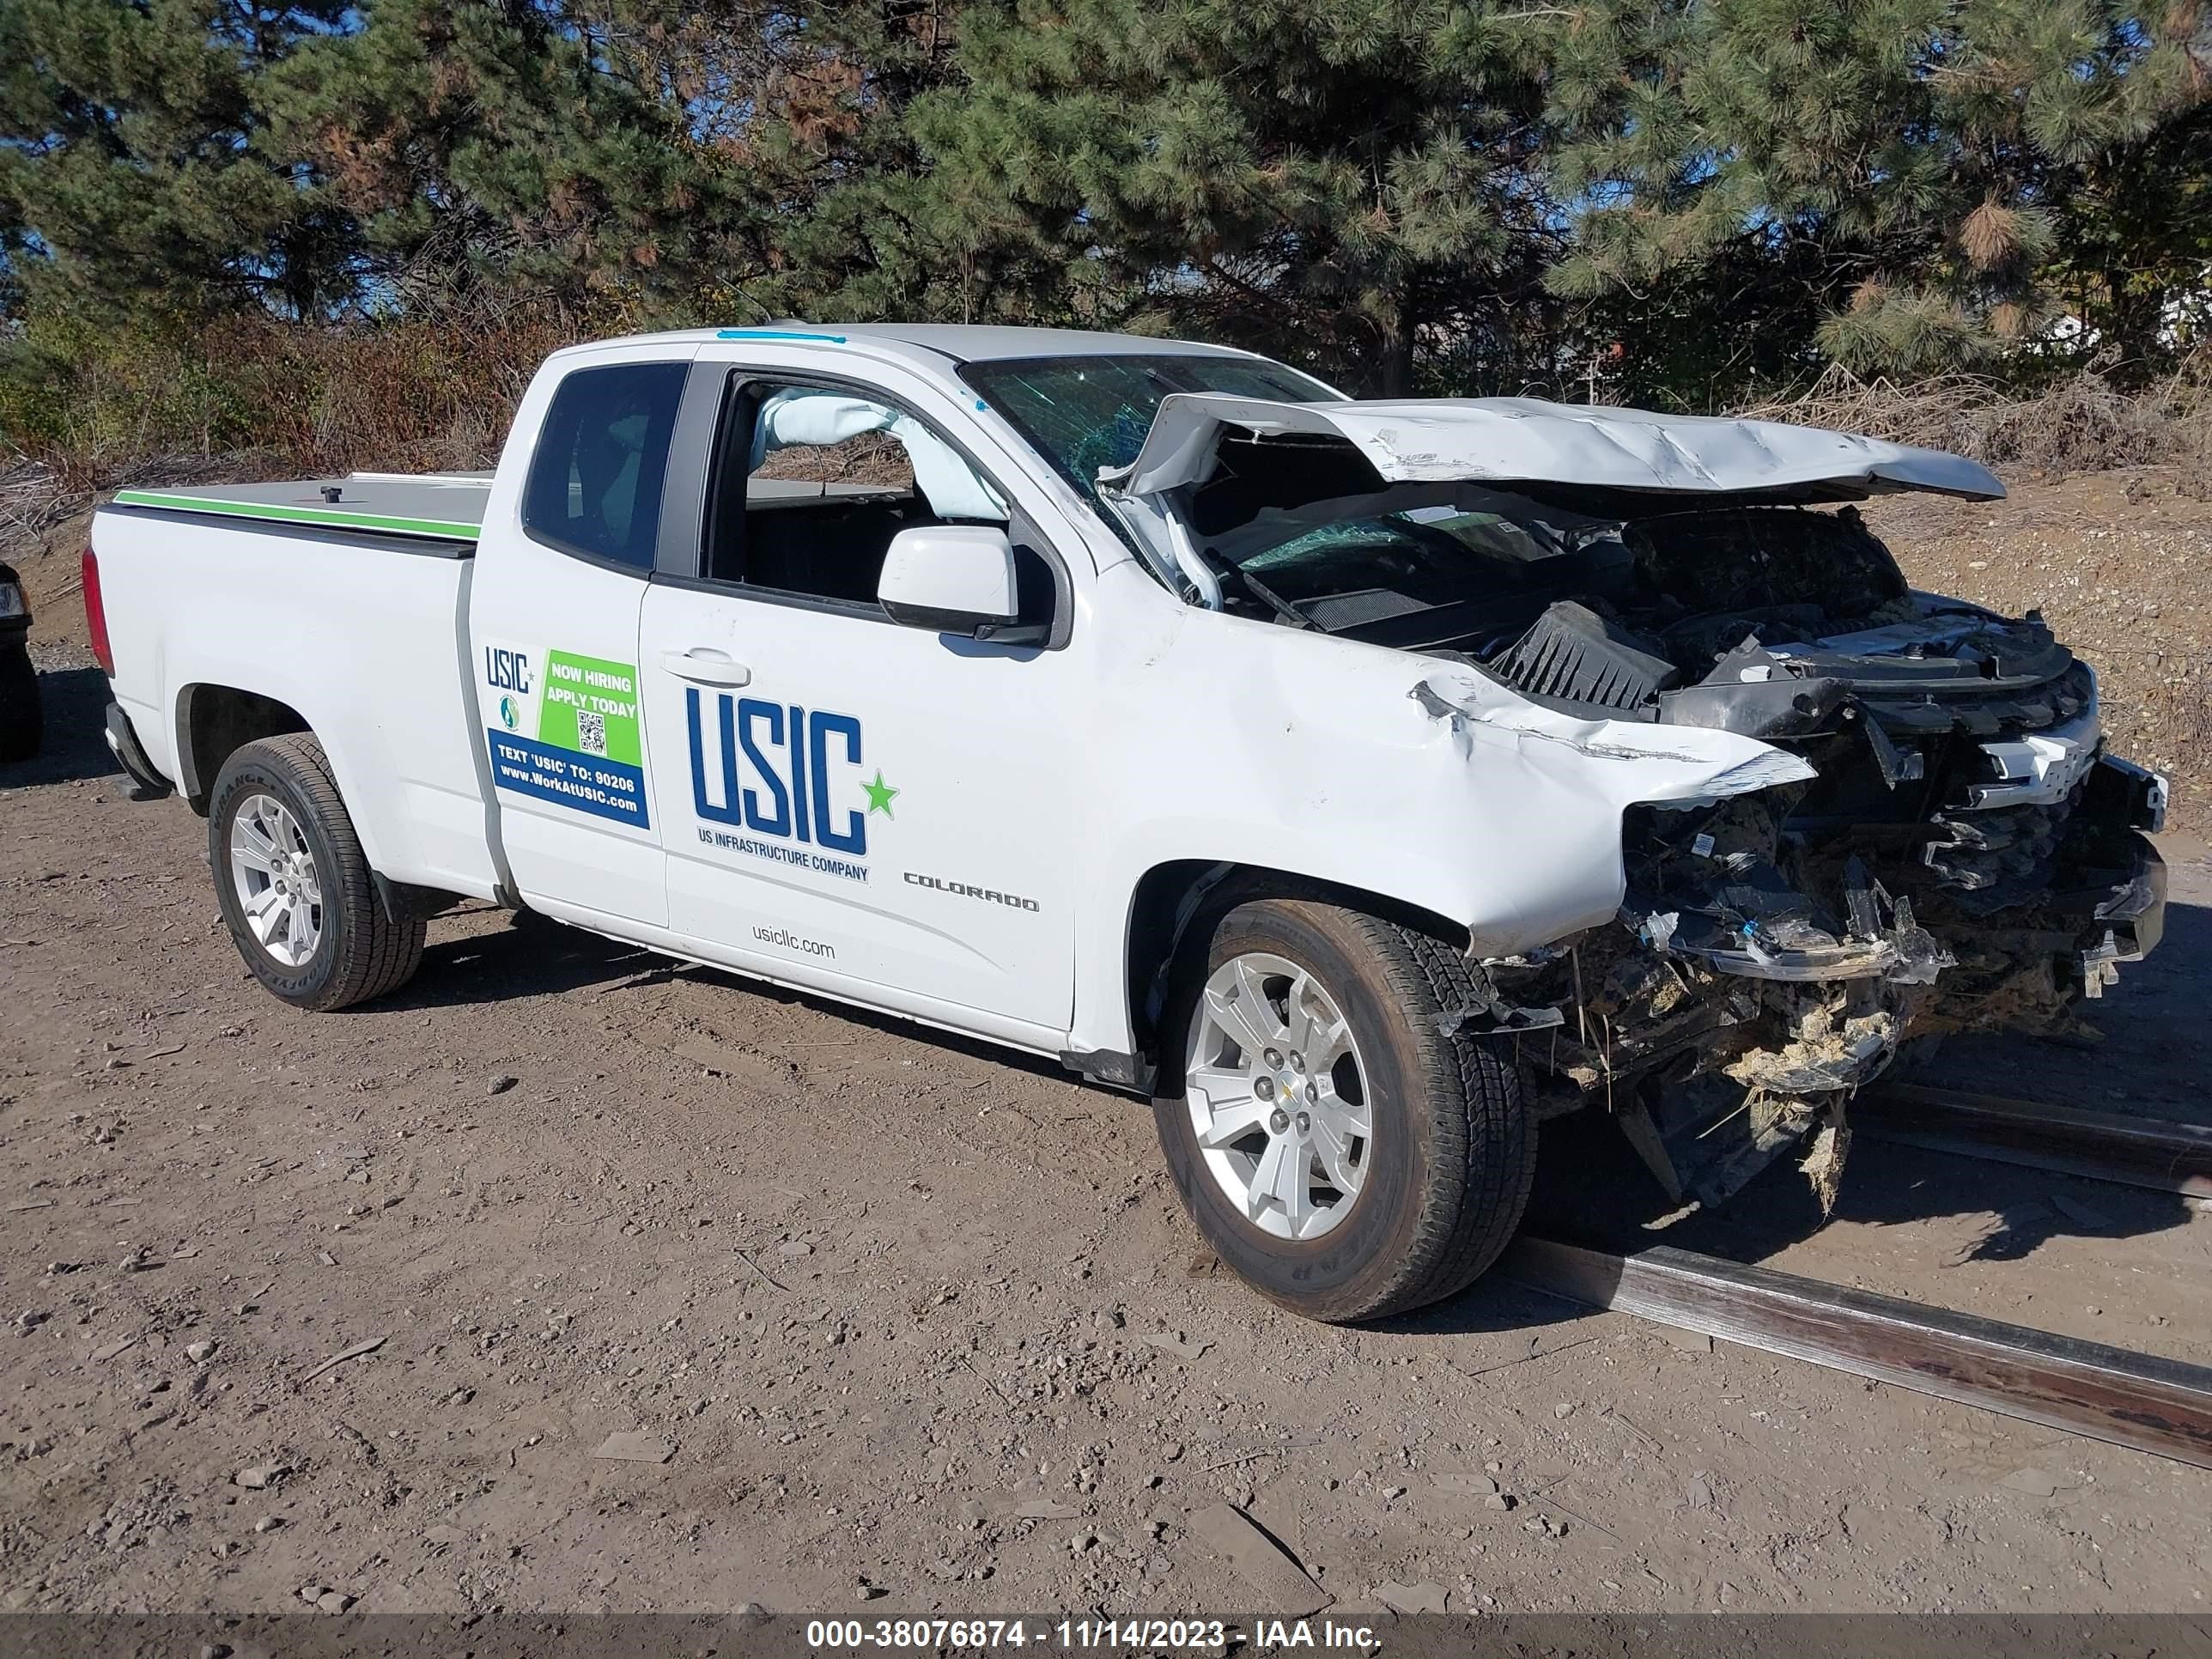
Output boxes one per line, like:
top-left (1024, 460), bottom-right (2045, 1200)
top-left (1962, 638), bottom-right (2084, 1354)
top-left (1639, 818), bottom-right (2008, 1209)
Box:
top-left (208, 734), bottom-right (425, 1010)
top-left (1154, 894), bottom-right (1535, 1323)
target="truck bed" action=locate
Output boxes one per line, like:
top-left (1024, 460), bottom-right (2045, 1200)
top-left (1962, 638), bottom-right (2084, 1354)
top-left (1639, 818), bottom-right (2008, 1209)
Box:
top-left (92, 477), bottom-right (503, 902)
top-left (111, 471), bottom-right (914, 546)
top-left (112, 474), bottom-right (493, 542)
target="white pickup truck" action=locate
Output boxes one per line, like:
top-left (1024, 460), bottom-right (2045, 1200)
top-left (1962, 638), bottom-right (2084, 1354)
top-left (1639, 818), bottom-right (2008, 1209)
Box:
top-left (87, 324), bottom-right (2166, 1321)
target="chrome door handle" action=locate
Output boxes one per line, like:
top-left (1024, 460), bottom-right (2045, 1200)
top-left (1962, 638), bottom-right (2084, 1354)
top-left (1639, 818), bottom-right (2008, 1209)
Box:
top-left (660, 647), bottom-right (752, 687)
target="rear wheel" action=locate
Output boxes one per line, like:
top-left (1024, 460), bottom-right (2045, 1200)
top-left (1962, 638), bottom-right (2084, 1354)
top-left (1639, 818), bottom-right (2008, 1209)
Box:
top-left (0, 638), bottom-right (39, 763)
top-left (208, 734), bottom-right (424, 1010)
top-left (1154, 893), bottom-right (1534, 1323)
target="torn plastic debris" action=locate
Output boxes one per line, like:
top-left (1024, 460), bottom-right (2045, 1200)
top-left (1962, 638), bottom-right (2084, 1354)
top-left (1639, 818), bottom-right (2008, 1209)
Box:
top-left (1434, 1001), bottom-right (1565, 1038)
top-left (1431, 959), bottom-right (1566, 1038)
top-left (1625, 856), bottom-right (1953, 988)
top-left (1861, 714), bottom-right (1924, 790)
top-left (1727, 1014), bottom-right (1899, 1091)
top-left (2076, 854), bottom-right (2164, 999)
top-left (1799, 1116), bottom-right (1852, 1215)
top-left (1657, 638), bottom-right (1850, 740)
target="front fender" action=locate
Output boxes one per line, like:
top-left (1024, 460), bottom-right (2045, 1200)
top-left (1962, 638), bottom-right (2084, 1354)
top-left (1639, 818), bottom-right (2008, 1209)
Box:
top-left (1064, 592), bottom-right (1811, 1058)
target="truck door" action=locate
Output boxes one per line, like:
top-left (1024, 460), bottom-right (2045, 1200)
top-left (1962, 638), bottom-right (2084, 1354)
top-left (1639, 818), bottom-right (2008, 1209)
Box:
top-left (636, 372), bottom-right (1079, 1038)
top-left (470, 353), bottom-right (695, 927)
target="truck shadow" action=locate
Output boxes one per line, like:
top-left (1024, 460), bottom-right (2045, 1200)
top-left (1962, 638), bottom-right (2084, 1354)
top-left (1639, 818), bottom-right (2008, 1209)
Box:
top-left (385, 909), bottom-right (680, 1011)
top-left (1906, 883), bottom-right (2212, 1129)
top-left (389, 884), bottom-right (2208, 1344)
top-left (0, 665), bottom-right (125, 789)
top-left (1394, 1122), bottom-right (2200, 1340)
top-left (1644, 1125), bottom-right (2197, 1271)
top-left (389, 909), bottom-right (1082, 1085)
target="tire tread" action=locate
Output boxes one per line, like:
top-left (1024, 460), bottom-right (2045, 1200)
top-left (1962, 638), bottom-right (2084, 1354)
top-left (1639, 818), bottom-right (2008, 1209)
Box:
top-left (1161, 879), bottom-right (1535, 1323)
top-left (210, 733), bottom-right (424, 1009)
top-left (1371, 915), bottom-right (1538, 1315)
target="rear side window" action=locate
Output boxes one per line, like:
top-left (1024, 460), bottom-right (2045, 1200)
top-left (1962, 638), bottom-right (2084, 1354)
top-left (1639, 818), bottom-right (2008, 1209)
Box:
top-left (522, 362), bottom-right (689, 571)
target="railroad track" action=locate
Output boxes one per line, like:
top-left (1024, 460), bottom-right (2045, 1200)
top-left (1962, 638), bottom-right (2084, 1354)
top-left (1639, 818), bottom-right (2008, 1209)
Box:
top-left (1504, 1083), bottom-right (2212, 1465)
top-left (1501, 1237), bottom-right (2212, 1470)
top-left (1857, 1081), bottom-right (2212, 1197)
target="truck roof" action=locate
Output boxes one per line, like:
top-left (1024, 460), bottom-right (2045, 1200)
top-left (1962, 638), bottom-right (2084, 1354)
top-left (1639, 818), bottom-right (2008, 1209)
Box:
top-left (101, 326), bottom-right (1287, 542)
top-left (550, 322), bottom-right (1276, 368)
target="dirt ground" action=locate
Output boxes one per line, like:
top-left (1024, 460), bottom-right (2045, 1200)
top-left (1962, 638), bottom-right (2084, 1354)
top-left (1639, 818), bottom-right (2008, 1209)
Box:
top-left (1860, 464), bottom-right (2212, 832)
top-left (2, 469), bottom-right (2209, 1620)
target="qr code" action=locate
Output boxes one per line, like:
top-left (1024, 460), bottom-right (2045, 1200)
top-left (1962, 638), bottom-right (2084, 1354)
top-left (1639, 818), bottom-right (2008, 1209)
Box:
top-left (575, 709), bottom-right (608, 757)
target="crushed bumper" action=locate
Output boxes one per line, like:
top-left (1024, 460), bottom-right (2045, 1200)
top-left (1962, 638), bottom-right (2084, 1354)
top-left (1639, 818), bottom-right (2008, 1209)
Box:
top-left (2065, 832), bottom-right (2165, 998)
top-left (1489, 748), bottom-right (2169, 1215)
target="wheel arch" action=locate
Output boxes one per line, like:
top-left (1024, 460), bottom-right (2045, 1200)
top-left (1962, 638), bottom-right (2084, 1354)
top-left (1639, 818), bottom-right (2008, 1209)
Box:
top-left (1117, 859), bottom-right (1472, 1079)
top-left (174, 683), bottom-right (311, 813)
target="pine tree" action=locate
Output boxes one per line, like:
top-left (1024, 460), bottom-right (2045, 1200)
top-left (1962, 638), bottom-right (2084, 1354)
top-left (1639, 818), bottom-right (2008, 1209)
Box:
top-left (2042, 100), bottom-right (2212, 374)
top-left (713, 0), bottom-right (1017, 326)
top-left (260, 0), bottom-right (960, 326)
top-left (1547, 0), bottom-right (2210, 380)
top-left (0, 0), bottom-right (356, 321)
top-left (262, 0), bottom-right (735, 319)
top-left (902, 0), bottom-right (1565, 392)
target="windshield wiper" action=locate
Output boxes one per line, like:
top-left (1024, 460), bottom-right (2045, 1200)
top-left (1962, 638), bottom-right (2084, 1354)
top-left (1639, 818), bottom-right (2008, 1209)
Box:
top-left (1206, 551), bottom-right (1312, 629)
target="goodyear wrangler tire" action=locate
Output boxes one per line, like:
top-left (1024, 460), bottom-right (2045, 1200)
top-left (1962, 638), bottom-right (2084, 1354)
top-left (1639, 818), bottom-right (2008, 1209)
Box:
top-left (208, 734), bottom-right (425, 1011)
top-left (1155, 894), bottom-right (1535, 1323)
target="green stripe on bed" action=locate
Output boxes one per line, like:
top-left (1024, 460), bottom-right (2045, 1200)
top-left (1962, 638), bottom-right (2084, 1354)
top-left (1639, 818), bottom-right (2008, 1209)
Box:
top-left (111, 490), bottom-right (482, 541)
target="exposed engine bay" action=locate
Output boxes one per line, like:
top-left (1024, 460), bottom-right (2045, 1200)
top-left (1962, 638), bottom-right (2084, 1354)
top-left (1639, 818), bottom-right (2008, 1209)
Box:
top-left (1118, 422), bottom-right (2168, 1213)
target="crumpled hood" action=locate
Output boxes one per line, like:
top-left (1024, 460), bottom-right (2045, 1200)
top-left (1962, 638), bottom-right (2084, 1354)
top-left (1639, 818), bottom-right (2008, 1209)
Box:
top-left (1097, 393), bottom-right (2006, 501)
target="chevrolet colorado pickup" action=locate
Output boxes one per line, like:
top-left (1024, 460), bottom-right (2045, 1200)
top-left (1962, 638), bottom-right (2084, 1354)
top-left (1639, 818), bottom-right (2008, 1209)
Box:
top-left (86, 325), bottom-right (2167, 1322)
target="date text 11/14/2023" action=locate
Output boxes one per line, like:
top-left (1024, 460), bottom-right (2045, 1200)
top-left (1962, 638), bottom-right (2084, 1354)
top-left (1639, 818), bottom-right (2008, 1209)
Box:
top-left (804, 1619), bottom-right (1381, 1649)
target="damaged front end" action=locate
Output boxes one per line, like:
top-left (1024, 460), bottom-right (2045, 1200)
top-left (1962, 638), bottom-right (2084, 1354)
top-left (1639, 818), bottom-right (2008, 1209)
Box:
top-left (1101, 391), bottom-right (2170, 1216)
top-left (1473, 568), bottom-right (2168, 1213)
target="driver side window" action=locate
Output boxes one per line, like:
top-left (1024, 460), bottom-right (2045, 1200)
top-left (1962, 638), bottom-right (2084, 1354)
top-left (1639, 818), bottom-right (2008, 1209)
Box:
top-left (703, 384), bottom-right (1008, 605)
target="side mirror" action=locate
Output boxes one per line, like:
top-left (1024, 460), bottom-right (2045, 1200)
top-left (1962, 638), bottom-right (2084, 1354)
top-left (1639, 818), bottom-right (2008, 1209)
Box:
top-left (878, 526), bottom-right (1022, 637)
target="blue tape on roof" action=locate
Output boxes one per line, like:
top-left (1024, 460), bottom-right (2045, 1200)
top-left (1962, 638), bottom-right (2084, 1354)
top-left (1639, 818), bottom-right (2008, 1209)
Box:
top-left (715, 329), bottom-right (849, 344)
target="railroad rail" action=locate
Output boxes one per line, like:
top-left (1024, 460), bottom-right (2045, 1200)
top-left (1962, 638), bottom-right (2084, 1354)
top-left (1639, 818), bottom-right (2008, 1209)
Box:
top-left (1501, 1237), bottom-right (2212, 1470)
top-left (1858, 1082), bottom-right (2212, 1198)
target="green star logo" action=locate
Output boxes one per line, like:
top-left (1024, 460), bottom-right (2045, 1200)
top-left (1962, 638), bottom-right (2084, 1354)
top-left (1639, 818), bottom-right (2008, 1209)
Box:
top-left (862, 769), bottom-right (900, 818)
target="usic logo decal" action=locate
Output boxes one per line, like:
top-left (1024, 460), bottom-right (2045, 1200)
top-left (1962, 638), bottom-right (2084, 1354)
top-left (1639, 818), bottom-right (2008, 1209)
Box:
top-left (483, 644), bottom-right (648, 829)
top-left (685, 691), bottom-right (896, 884)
